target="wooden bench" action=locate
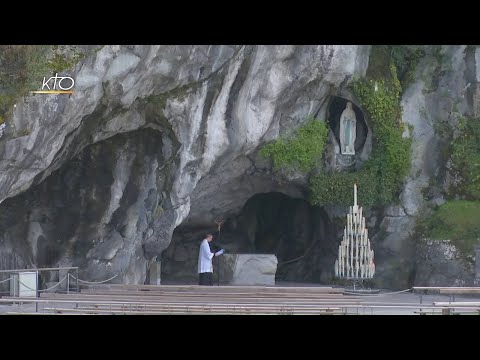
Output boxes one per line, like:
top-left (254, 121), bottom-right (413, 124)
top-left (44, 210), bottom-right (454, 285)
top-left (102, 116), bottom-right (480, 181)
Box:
top-left (431, 301), bottom-right (480, 315)
top-left (75, 293), bottom-right (355, 302)
top-left (0, 296), bottom-right (358, 307)
top-left (85, 284), bottom-right (346, 294)
top-left (433, 301), bottom-right (480, 308)
top-left (42, 305), bottom-right (344, 315)
top-left (2, 294), bottom-right (357, 303)
top-left (412, 287), bottom-right (480, 303)
top-left (38, 293), bottom-right (362, 305)
top-left (79, 291), bottom-right (347, 299)
top-left (79, 289), bottom-right (350, 297)
top-left (414, 309), bottom-right (480, 315)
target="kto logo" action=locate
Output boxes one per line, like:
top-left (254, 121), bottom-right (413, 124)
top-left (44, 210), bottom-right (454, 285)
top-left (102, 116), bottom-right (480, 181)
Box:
top-left (32, 73), bottom-right (75, 95)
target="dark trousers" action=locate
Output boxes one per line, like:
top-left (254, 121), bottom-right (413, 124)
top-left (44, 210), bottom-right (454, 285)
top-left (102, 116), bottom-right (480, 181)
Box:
top-left (199, 272), bottom-right (213, 286)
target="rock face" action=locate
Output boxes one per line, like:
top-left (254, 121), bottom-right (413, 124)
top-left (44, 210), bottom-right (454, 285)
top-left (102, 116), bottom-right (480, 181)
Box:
top-left (218, 254), bottom-right (278, 286)
top-left (414, 239), bottom-right (475, 287)
top-left (0, 129), bottom-right (169, 284)
top-left (0, 45), bottom-right (370, 284)
top-left (372, 45), bottom-right (480, 289)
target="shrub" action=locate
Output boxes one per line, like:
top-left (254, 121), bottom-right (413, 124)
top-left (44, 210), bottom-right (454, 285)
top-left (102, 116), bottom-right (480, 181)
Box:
top-left (259, 118), bottom-right (328, 173)
top-left (449, 117), bottom-right (480, 199)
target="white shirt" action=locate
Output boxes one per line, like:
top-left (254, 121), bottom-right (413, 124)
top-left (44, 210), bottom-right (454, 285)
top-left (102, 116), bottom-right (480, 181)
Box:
top-left (198, 239), bottom-right (214, 273)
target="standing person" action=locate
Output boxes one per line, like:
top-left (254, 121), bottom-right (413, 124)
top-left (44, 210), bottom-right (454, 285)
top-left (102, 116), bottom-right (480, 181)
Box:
top-left (198, 233), bottom-right (225, 286)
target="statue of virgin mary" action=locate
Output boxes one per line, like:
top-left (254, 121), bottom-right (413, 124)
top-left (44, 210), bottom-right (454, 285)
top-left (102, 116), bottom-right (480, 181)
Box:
top-left (339, 102), bottom-right (357, 155)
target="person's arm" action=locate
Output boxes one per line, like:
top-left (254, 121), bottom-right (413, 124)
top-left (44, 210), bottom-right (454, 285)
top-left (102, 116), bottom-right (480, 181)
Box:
top-left (201, 241), bottom-right (215, 260)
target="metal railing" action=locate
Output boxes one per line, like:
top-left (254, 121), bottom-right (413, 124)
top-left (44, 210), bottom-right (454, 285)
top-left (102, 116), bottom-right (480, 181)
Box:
top-left (0, 267), bottom-right (119, 313)
top-left (0, 267), bottom-right (79, 296)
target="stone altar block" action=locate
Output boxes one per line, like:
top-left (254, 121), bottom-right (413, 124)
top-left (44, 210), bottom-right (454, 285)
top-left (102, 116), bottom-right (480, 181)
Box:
top-left (218, 254), bottom-right (278, 286)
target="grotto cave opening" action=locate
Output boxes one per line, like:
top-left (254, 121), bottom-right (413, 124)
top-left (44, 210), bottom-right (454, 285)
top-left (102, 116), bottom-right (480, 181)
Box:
top-left (162, 192), bottom-right (340, 284)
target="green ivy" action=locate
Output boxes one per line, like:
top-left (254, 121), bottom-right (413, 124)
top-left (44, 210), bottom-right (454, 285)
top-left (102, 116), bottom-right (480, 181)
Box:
top-left (310, 166), bottom-right (380, 206)
top-left (365, 45), bottom-right (425, 92)
top-left (449, 117), bottom-right (480, 200)
top-left (390, 45), bottom-right (425, 91)
top-left (310, 60), bottom-right (412, 207)
top-left (259, 117), bottom-right (328, 173)
top-left (47, 52), bottom-right (85, 73)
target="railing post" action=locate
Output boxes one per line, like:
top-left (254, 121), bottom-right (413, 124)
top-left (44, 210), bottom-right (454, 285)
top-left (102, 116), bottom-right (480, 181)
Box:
top-left (67, 273), bottom-right (70, 294)
top-left (76, 268), bottom-right (79, 293)
top-left (36, 270), bottom-right (39, 298)
top-left (35, 270), bottom-right (39, 313)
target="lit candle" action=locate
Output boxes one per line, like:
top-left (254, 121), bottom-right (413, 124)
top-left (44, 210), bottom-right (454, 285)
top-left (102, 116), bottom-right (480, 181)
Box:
top-left (354, 183), bottom-right (357, 207)
top-left (350, 235), bottom-right (353, 271)
top-left (355, 235), bottom-right (357, 251)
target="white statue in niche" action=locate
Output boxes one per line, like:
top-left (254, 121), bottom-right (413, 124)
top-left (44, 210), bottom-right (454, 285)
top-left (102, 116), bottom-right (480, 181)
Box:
top-left (339, 102), bottom-right (357, 155)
